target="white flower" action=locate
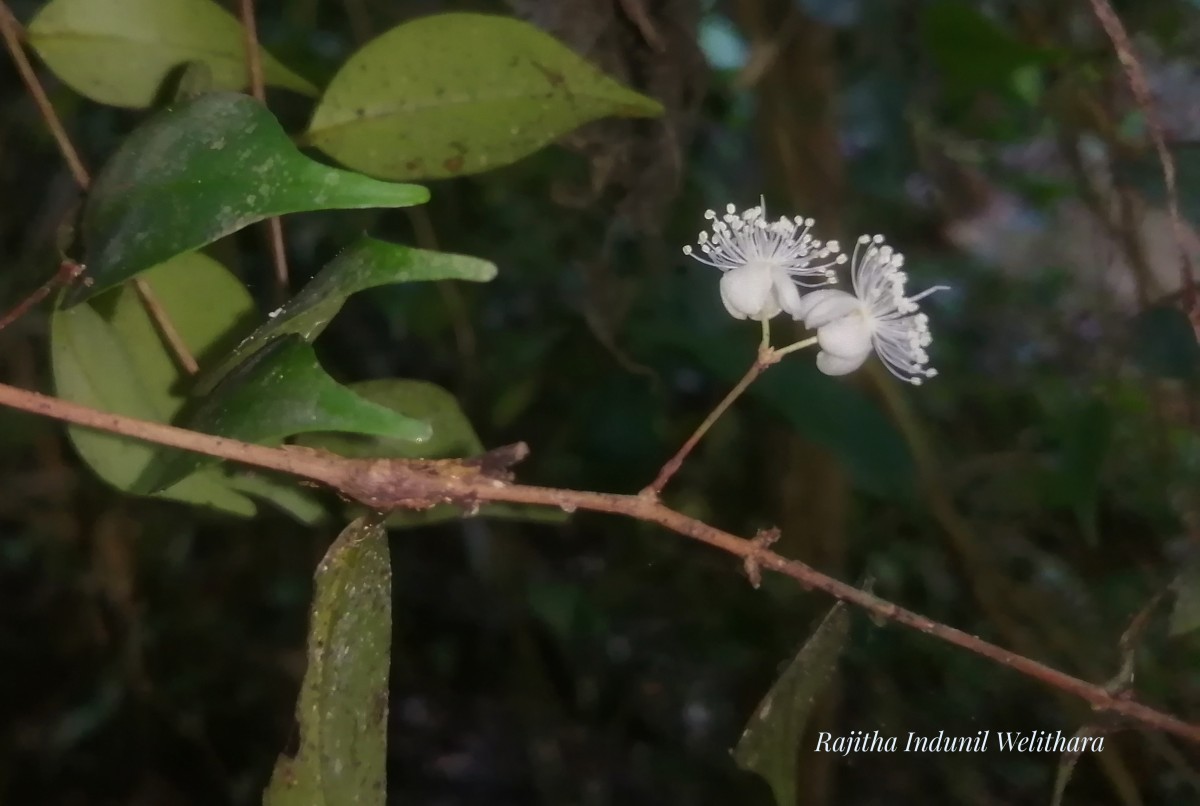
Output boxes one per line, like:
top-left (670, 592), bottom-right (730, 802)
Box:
top-left (682, 203), bottom-right (845, 320)
top-left (795, 235), bottom-right (948, 385)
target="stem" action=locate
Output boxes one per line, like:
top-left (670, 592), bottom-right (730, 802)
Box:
top-left (0, 376), bottom-right (1196, 743)
top-left (642, 329), bottom-right (819, 499)
top-left (0, 3), bottom-right (89, 189)
top-left (133, 279), bottom-right (199, 375)
top-left (239, 0), bottom-right (290, 298)
top-left (773, 334), bottom-right (817, 358)
top-left (1087, 0), bottom-right (1195, 306)
top-left (642, 356), bottom-right (771, 498)
top-left (0, 0), bottom-right (196, 372)
top-left (0, 381), bottom-right (338, 482)
top-left (0, 259), bottom-right (83, 332)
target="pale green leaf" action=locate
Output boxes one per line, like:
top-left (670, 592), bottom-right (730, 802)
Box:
top-left (50, 283), bottom-right (256, 516)
top-left (50, 252), bottom-right (325, 521)
top-left (28, 0), bottom-right (316, 109)
top-left (306, 12), bottom-right (664, 180)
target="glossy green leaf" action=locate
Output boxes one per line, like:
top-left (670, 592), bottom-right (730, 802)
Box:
top-left (141, 337), bottom-right (431, 492)
top-left (199, 237), bottom-right (497, 390)
top-left (27, 0), bottom-right (316, 109)
top-left (296, 380), bottom-right (567, 529)
top-left (305, 12), bottom-right (664, 180)
top-left (70, 92), bottom-right (429, 304)
top-left (103, 253), bottom-right (327, 522)
top-left (265, 517), bottom-right (391, 806)
top-left (733, 603), bottom-right (851, 806)
top-left (296, 379), bottom-right (482, 459)
top-left (50, 252), bottom-right (326, 520)
top-left (1131, 305), bottom-right (1200, 380)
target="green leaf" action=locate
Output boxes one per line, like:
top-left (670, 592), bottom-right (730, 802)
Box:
top-left (51, 292), bottom-right (255, 515)
top-left (296, 380), bottom-right (482, 459)
top-left (226, 472), bottom-right (328, 526)
top-left (733, 603), bottom-right (851, 806)
top-left (71, 92), bottom-right (429, 304)
top-left (265, 517), bottom-right (391, 806)
top-left (140, 337), bottom-right (431, 492)
top-left (1049, 726), bottom-right (1107, 806)
top-left (1130, 306), bottom-right (1200, 380)
top-left (305, 12), bottom-right (664, 180)
top-left (27, 0), bottom-right (316, 109)
top-left (295, 380), bottom-right (566, 529)
top-left (199, 237), bottom-right (497, 390)
top-left (50, 252), bottom-right (326, 520)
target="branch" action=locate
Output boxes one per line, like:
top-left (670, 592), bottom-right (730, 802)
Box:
top-left (133, 279), bottom-right (199, 375)
top-left (0, 2), bottom-right (200, 377)
top-left (0, 377), bottom-right (1196, 745)
top-left (1087, 0), bottom-right (1195, 307)
top-left (0, 2), bottom-right (88, 188)
top-left (238, 0), bottom-right (290, 297)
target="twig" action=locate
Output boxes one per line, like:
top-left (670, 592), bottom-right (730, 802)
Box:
top-left (1087, 0), bottom-right (1195, 307)
top-left (133, 279), bottom-right (199, 375)
top-left (0, 377), bottom-right (1196, 745)
top-left (0, 1), bottom-right (199, 377)
top-left (643, 333), bottom-right (816, 498)
top-left (643, 359), bottom-right (770, 497)
top-left (643, 359), bottom-right (768, 497)
top-left (238, 0), bottom-right (266, 108)
top-left (0, 3), bottom-right (90, 327)
top-left (238, 0), bottom-right (290, 296)
top-left (643, 339), bottom-right (778, 498)
top-left (0, 2), bottom-right (89, 189)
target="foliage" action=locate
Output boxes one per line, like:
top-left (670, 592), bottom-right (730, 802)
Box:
top-left (3, 0), bottom-right (1200, 805)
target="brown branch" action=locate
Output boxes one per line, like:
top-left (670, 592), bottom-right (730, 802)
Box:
top-left (1087, 0), bottom-right (1195, 307)
top-left (644, 357), bottom-right (769, 497)
top-left (0, 2), bottom-right (89, 189)
top-left (0, 3), bottom-right (89, 329)
top-left (0, 1), bottom-right (199, 378)
top-left (0, 378), bottom-right (1196, 745)
top-left (0, 259), bottom-right (84, 331)
top-left (238, 0), bottom-right (290, 297)
top-left (133, 279), bottom-right (199, 375)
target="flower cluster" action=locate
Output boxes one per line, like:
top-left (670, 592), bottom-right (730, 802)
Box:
top-left (682, 203), bottom-right (846, 321)
top-left (683, 204), bottom-right (948, 385)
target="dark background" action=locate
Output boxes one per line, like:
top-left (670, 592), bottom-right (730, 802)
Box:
top-left (2, 0), bottom-right (1200, 803)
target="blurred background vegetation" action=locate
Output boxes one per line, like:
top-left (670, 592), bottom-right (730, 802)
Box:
top-left (3, 0), bottom-right (1200, 803)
